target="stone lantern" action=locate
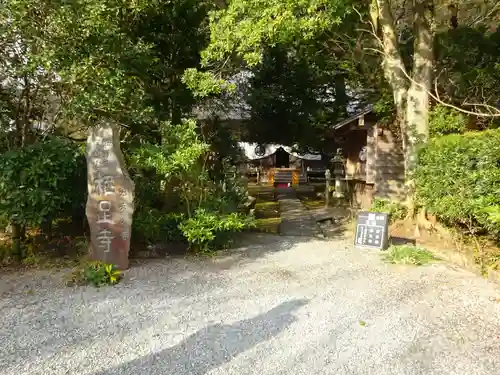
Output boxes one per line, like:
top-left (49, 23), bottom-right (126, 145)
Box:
top-left (331, 148), bottom-right (346, 198)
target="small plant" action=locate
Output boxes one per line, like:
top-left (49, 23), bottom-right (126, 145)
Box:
top-left (68, 261), bottom-right (121, 287)
top-left (370, 198), bottom-right (407, 223)
top-left (382, 245), bottom-right (438, 266)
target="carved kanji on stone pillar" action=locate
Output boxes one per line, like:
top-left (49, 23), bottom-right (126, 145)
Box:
top-left (85, 122), bottom-right (135, 270)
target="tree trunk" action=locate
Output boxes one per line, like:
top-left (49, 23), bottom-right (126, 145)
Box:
top-left (11, 222), bottom-right (26, 260)
top-left (373, 0), bottom-right (433, 210)
top-left (405, 2), bottom-right (433, 229)
top-left (372, 0), bottom-right (409, 155)
top-left (334, 73), bottom-right (348, 118)
top-left (40, 216), bottom-right (53, 241)
top-left (404, 1), bottom-right (433, 179)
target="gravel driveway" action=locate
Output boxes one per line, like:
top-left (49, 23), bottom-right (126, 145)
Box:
top-left (1, 234), bottom-right (500, 375)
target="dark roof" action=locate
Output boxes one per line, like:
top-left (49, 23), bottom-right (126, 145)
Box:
top-left (331, 105), bottom-right (374, 130)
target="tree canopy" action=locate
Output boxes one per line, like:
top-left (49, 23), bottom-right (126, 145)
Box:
top-left (1, 0), bottom-right (499, 261)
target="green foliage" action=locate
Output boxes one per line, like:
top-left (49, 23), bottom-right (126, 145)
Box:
top-left (200, 116), bottom-right (246, 181)
top-left (130, 119), bottom-right (211, 216)
top-left (370, 198), bottom-right (407, 223)
top-left (47, 0), bottom-right (155, 123)
top-left (0, 0), bottom-right (61, 132)
top-left (179, 209), bottom-right (255, 253)
top-left (183, 0), bottom-right (352, 98)
top-left (1, 0), bottom-right (258, 264)
top-left (203, 0), bottom-right (349, 67)
top-left (70, 261), bottom-right (121, 287)
top-left (131, 119), bottom-right (209, 181)
top-left (435, 28), bottom-right (500, 123)
top-left (429, 105), bottom-right (468, 137)
top-left (130, 117), bottom-right (253, 250)
top-left (416, 129), bottom-right (500, 239)
top-left (0, 137), bottom-right (86, 227)
top-left (204, 173), bottom-right (249, 214)
top-left (0, 214), bottom-right (8, 231)
top-left (245, 44), bottom-right (344, 149)
top-left (133, 209), bottom-right (185, 244)
top-left (382, 245), bottom-right (437, 266)
top-left (128, 0), bottom-right (213, 120)
top-left (183, 69), bottom-right (235, 98)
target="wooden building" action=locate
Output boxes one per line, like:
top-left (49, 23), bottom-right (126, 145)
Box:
top-left (239, 142), bottom-right (324, 186)
top-left (195, 92), bottom-right (405, 207)
top-left (329, 107), bottom-right (406, 207)
top-left (237, 106), bottom-right (406, 207)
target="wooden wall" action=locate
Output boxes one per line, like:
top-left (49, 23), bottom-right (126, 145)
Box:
top-left (342, 120), bottom-right (405, 207)
top-left (372, 125), bottom-right (406, 202)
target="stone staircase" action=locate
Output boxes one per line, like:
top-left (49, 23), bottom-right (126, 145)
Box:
top-left (274, 169), bottom-right (293, 185)
top-left (273, 169), bottom-right (307, 186)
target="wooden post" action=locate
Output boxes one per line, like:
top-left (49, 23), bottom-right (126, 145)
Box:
top-left (325, 169), bottom-right (331, 208)
top-left (269, 168), bottom-right (275, 186)
top-left (292, 170), bottom-right (299, 186)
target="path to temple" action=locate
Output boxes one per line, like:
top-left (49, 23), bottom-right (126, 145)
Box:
top-left (276, 188), bottom-right (323, 237)
top-left (2, 233), bottom-right (500, 375)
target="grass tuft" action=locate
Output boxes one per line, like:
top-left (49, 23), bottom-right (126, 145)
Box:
top-left (382, 245), bottom-right (438, 266)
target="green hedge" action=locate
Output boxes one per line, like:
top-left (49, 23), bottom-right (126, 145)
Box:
top-left (0, 137), bottom-right (86, 227)
top-left (415, 129), bottom-right (500, 239)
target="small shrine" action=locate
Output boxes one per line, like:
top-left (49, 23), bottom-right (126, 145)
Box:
top-left (239, 142), bottom-right (323, 187)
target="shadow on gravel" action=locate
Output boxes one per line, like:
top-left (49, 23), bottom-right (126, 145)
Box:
top-left (0, 235), bottom-right (314, 370)
top-left (93, 299), bottom-right (308, 375)
top-left (205, 233), bottom-right (317, 271)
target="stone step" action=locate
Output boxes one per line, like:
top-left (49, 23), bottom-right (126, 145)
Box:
top-left (277, 190), bottom-right (324, 237)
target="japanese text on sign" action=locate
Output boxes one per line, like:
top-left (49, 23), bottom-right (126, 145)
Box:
top-left (354, 211), bottom-right (389, 250)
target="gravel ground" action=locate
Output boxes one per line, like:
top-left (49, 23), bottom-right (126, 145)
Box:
top-left (1, 234), bottom-right (500, 375)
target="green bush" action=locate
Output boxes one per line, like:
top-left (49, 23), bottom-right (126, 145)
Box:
top-left (0, 137), bottom-right (86, 227)
top-left (415, 129), bottom-right (500, 239)
top-left (127, 119), bottom-right (254, 252)
top-left (370, 198), bottom-right (407, 223)
top-left (429, 105), bottom-right (467, 137)
top-left (132, 209), bottom-right (185, 244)
top-left (179, 209), bottom-right (255, 253)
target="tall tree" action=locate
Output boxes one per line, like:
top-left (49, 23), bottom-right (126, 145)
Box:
top-left (185, 0), bottom-right (499, 203)
top-left (1, 0), bottom-right (215, 146)
top-left (0, 0), bottom-right (63, 149)
top-left (370, 0), bottom-right (433, 183)
top-left (245, 43), bottom-right (346, 151)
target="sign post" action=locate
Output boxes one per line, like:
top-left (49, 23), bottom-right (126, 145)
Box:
top-left (354, 211), bottom-right (390, 250)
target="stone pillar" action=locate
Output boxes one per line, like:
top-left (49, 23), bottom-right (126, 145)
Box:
top-left (325, 169), bottom-right (331, 208)
top-left (85, 122), bottom-right (135, 270)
